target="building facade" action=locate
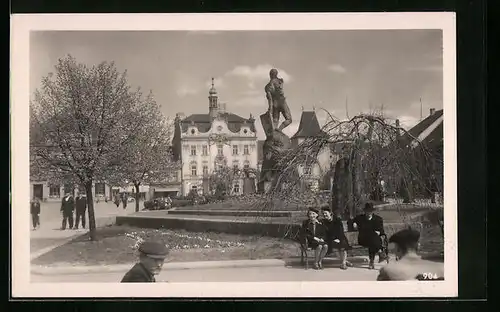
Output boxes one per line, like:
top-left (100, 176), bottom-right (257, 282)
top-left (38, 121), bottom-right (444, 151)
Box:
top-left (30, 179), bottom-right (113, 202)
top-left (172, 79), bottom-right (259, 196)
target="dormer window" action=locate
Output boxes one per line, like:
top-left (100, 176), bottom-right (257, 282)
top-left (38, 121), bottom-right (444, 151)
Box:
top-left (191, 129), bottom-right (196, 135)
top-left (243, 129), bottom-right (248, 134)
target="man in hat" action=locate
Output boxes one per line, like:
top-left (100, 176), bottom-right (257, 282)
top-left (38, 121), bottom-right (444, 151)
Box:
top-left (121, 240), bottom-right (169, 283)
top-left (352, 202), bottom-right (388, 269)
top-left (377, 228), bottom-right (444, 281)
top-left (30, 197), bottom-right (41, 230)
top-left (74, 193), bottom-right (88, 229)
top-left (60, 192), bottom-right (75, 230)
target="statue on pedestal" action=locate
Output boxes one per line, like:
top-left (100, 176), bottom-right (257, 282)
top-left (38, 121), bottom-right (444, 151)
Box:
top-left (258, 69), bottom-right (293, 193)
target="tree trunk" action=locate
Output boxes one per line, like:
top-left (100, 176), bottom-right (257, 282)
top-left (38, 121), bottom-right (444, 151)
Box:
top-left (134, 183), bottom-right (141, 212)
top-left (85, 180), bottom-right (97, 241)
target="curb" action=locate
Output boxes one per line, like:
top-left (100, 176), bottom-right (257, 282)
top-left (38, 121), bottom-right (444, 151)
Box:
top-left (31, 259), bottom-right (286, 276)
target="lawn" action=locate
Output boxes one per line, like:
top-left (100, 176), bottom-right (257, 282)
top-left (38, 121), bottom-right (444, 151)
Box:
top-left (31, 221), bottom-right (444, 267)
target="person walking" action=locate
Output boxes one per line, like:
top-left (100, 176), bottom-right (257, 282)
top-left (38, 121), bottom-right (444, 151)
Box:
top-left (30, 197), bottom-right (41, 230)
top-left (352, 202), bottom-right (388, 269)
top-left (60, 192), bottom-right (75, 230)
top-left (377, 228), bottom-right (444, 281)
top-left (74, 194), bottom-right (88, 229)
top-left (122, 193), bottom-right (128, 210)
top-left (121, 240), bottom-right (169, 283)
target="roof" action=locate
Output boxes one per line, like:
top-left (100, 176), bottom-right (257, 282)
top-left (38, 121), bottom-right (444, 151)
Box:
top-left (400, 109), bottom-right (443, 149)
top-left (291, 111), bottom-right (328, 139)
top-left (181, 112), bottom-right (256, 133)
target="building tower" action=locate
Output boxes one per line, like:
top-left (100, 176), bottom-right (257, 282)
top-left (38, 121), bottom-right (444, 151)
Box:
top-left (208, 77), bottom-right (219, 119)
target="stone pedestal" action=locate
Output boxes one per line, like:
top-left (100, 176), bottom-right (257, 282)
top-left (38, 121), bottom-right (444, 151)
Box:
top-left (258, 112), bottom-right (293, 194)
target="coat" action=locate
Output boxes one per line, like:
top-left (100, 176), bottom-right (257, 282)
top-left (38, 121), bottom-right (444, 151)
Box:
top-left (60, 196), bottom-right (75, 213)
top-left (75, 196), bottom-right (87, 212)
top-left (353, 213), bottom-right (385, 249)
top-left (121, 263), bottom-right (156, 283)
top-left (377, 255), bottom-right (445, 281)
top-left (323, 217), bottom-right (351, 250)
top-left (30, 200), bottom-right (40, 215)
top-left (300, 219), bottom-right (328, 249)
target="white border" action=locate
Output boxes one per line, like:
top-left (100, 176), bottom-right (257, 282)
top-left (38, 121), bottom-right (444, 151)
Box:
top-left (11, 13), bottom-right (457, 298)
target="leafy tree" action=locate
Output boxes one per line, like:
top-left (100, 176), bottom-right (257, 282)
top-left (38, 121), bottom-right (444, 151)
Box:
top-left (30, 55), bottom-right (157, 240)
top-left (107, 109), bottom-right (179, 212)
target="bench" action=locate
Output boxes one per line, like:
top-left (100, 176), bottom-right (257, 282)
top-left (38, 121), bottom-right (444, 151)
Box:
top-left (298, 222), bottom-right (423, 270)
top-left (298, 231), bottom-right (389, 270)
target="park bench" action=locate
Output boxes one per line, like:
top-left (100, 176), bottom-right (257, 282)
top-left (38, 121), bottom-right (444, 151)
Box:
top-left (298, 231), bottom-right (390, 270)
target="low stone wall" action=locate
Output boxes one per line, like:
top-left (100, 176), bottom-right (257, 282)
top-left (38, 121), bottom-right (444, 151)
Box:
top-left (115, 215), bottom-right (422, 242)
top-left (168, 210), bottom-right (296, 218)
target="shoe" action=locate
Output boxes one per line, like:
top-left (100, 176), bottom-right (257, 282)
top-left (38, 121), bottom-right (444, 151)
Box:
top-left (378, 253), bottom-right (388, 263)
top-left (346, 261), bottom-right (353, 267)
top-left (340, 264), bottom-right (348, 270)
top-left (318, 262), bottom-right (324, 270)
top-left (313, 263), bottom-right (320, 270)
top-left (368, 262), bottom-right (375, 270)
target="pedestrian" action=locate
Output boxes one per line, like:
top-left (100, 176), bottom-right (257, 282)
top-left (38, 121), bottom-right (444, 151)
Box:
top-left (30, 197), bottom-right (41, 230)
top-left (114, 194), bottom-right (120, 208)
top-left (352, 202), bottom-right (389, 269)
top-left (60, 192), bottom-right (75, 230)
top-left (122, 193), bottom-right (128, 210)
top-left (321, 207), bottom-right (353, 270)
top-left (74, 194), bottom-right (88, 229)
top-left (377, 228), bottom-right (444, 281)
top-left (121, 240), bottom-right (169, 283)
top-left (300, 207), bottom-right (329, 270)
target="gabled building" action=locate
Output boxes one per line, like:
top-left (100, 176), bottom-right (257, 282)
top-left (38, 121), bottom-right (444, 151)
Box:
top-left (291, 110), bottom-right (331, 191)
top-left (171, 79), bottom-right (259, 196)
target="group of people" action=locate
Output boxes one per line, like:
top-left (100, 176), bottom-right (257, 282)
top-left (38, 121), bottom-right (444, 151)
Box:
top-left (60, 192), bottom-right (88, 230)
top-left (114, 193), bottom-right (129, 210)
top-left (301, 202), bottom-right (387, 270)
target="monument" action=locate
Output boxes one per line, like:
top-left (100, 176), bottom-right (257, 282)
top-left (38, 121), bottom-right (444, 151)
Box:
top-left (257, 69), bottom-right (293, 193)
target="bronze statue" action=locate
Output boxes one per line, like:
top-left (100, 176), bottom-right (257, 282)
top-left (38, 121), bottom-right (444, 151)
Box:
top-left (264, 68), bottom-right (292, 133)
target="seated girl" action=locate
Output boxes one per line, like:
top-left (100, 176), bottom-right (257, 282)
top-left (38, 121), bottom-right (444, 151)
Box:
top-left (301, 208), bottom-right (329, 270)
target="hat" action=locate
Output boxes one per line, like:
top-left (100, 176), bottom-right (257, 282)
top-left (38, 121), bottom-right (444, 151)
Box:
top-left (138, 241), bottom-right (169, 259)
top-left (389, 228), bottom-right (421, 246)
top-left (320, 205), bottom-right (331, 212)
top-left (308, 207), bottom-right (319, 214)
top-left (363, 202), bottom-right (375, 212)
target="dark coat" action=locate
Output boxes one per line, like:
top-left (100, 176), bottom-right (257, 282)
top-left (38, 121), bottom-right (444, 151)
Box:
top-left (300, 219), bottom-right (328, 249)
top-left (30, 200), bottom-right (40, 215)
top-left (121, 263), bottom-right (156, 283)
top-left (323, 217), bottom-right (351, 250)
top-left (60, 196), bottom-right (75, 213)
top-left (75, 196), bottom-right (87, 212)
top-left (353, 213), bottom-right (385, 249)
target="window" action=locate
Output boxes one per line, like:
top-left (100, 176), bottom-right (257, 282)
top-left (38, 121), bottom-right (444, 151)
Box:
top-left (190, 145), bottom-right (197, 156)
top-left (232, 145), bottom-right (238, 155)
top-left (202, 145), bottom-right (208, 156)
top-left (217, 145), bottom-right (223, 156)
top-left (49, 185), bottom-right (60, 197)
top-left (233, 184), bottom-right (240, 194)
top-left (243, 145), bottom-right (249, 155)
top-left (191, 164), bottom-right (197, 176)
top-left (174, 171), bottom-right (179, 181)
top-left (203, 165), bottom-right (209, 176)
top-left (95, 183), bottom-right (105, 196)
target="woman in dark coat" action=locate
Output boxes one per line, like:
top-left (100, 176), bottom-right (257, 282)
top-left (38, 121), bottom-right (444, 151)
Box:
top-left (321, 207), bottom-right (352, 270)
top-left (352, 202), bottom-right (388, 269)
top-left (300, 208), bottom-right (329, 270)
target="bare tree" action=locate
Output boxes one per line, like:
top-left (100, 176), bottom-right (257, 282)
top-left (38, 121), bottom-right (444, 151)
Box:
top-left (30, 55), bottom-right (158, 240)
top-left (109, 112), bottom-right (179, 212)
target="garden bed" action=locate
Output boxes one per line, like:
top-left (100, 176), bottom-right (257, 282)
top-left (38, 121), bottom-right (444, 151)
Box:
top-left (31, 222), bottom-right (444, 267)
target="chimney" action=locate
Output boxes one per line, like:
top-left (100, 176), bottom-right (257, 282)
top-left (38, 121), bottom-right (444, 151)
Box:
top-left (395, 119), bottom-right (401, 137)
top-left (430, 108), bottom-right (436, 116)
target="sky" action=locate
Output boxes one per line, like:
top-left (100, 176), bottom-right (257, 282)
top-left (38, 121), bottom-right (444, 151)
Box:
top-left (30, 30), bottom-right (443, 140)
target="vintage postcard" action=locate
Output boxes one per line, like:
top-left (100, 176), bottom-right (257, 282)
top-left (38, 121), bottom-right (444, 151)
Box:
top-left (11, 12), bottom-right (457, 297)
